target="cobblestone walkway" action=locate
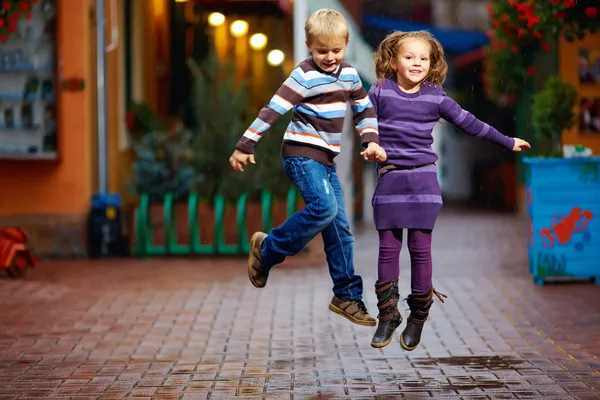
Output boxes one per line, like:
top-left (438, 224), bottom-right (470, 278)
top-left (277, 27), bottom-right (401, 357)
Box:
top-left (0, 210), bottom-right (598, 399)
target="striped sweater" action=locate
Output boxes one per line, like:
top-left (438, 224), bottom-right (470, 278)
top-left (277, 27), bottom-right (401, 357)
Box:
top-left (236, 58), bottom-right (379, 166)
top-left (368, 78), bottom-right (515, 168)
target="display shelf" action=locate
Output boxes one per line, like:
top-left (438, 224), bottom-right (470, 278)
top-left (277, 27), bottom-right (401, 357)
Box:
top-left (0, 0), bottom-right (57, 161)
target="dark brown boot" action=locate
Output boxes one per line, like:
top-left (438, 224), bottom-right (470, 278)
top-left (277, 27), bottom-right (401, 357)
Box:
top-left (371, 279), bottom-right (402, 348)
top-left (400, 287), bottom-right (447, 351)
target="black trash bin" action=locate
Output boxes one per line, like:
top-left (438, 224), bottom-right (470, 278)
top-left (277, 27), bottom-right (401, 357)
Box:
top-left (87, 193), bottom-right (129, 258)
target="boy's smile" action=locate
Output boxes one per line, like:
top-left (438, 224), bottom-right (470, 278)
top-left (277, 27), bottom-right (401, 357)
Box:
top-left (306, 37), bottom-right (347, 73)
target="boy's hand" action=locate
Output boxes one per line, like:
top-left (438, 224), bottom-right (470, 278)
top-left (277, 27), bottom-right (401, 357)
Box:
top-left (361, 142), bottom-right (387, 162)
top-left (229, 149), bottom-right (255, 172)
top-left (512, 138), bottom-right (531, 152)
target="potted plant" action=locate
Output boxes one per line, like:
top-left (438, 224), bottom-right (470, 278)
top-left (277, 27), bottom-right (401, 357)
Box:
top-left (523, 75), bottom-right (600, 285)
top-left (530, 75), bottom-right (577, 157)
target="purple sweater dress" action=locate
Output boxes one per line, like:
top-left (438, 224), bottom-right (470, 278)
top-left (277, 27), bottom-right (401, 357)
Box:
top-left (368, 78), bottom-right (516, 230)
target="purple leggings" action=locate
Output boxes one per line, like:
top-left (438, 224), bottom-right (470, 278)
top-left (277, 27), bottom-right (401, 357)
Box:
top-left (377, 229), bottom-right (433, 294)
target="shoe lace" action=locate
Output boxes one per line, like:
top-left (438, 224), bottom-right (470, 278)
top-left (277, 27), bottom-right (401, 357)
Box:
top-left (402, 287), bottom-right (449, 308)
top-left (356, 300), bottom-right (368, 314)
top-left (432, 287), bottom-right (447, 303)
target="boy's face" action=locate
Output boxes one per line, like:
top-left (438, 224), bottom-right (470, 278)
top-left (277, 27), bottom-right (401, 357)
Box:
top-left (306, 37), bottom-right (347, 73)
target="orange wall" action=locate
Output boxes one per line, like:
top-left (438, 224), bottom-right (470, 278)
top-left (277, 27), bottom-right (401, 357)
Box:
top-left (560, 33), bottom-right (600, 153)
top-left (104, 0), bottom-right (170, 203)
top-left (0, 0), bottom-right (93, 216)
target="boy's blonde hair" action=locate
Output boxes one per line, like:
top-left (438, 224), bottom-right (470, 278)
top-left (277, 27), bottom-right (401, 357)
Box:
top-left (305, 9), bottom-right (349, 45)
top-left (374, 30), bottom-right (448, 85)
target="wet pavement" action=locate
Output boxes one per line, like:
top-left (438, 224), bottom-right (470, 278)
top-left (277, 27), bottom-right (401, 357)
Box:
top-left (0, 209), bottom-right (599, 399)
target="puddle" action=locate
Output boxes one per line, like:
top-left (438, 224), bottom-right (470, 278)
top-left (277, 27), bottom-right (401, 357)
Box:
top-left (412, 355), bottom-right (527, 369)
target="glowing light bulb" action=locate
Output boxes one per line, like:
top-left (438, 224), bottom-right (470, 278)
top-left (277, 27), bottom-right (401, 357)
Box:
top-left (230, 20), bottom-right (248, 37)
top-left (208, 12), bottom-right (225, 27)
top-left (267, 49), bottom-right (285, 66)
top-left (249, 33), bottom-right (268, 51)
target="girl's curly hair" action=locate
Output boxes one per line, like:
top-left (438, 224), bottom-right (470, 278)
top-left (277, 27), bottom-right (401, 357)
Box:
top-left (374, 30), bottom-right (448, 86)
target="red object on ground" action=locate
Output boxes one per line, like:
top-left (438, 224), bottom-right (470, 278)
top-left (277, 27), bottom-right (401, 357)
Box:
top-left (0, 228), bottom-right (36, 278)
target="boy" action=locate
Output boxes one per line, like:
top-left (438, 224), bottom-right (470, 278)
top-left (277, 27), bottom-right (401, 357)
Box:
top-left (229, 9), bottom-right (386, 326)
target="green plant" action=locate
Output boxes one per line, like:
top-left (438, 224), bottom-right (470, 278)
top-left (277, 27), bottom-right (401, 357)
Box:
top-left (187, 56), bottom-right (257, 201)
top-left (131, 125), bottom-right (197, 202)
top-left (252, 115), bottom-right (293, 199)
top-left (531, 75), bottom-right (577, 157)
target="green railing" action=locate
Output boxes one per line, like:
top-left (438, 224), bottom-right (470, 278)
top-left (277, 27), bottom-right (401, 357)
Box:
top-left (132, 189), bottom-right (298, 256)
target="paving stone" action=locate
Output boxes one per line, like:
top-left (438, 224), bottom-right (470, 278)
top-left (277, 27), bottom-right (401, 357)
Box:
top-left (0, 209), bottom-right (598, 398)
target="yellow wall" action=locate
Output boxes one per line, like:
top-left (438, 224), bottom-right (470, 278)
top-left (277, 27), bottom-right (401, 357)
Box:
top-left (0, 0), bottom-right (94, 216)
top-left (560, 33), bottom-right (600, 154)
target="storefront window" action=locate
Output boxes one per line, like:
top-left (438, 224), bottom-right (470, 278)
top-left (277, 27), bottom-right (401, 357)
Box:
top-left (0, 0), bottom-right (57, 160)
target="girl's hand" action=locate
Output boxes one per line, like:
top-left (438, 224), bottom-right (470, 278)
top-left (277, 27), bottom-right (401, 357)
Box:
top-left (513, 138), bottom-right (531, 152)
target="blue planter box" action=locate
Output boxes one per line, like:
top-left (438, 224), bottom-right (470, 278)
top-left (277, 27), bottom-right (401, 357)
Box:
top-left (523, 157), bottom-right (600, 285)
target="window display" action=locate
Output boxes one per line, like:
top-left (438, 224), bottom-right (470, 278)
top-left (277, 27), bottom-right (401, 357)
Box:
top-left (0, 0), bottom-right (56, 159)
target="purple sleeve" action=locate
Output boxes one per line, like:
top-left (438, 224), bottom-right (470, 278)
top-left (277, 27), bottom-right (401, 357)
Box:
top-left (439, 93), bottom-right (515, 150)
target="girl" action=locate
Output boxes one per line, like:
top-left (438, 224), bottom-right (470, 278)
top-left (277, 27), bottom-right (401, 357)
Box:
top-left (367, 31), bottom-right (530, 350)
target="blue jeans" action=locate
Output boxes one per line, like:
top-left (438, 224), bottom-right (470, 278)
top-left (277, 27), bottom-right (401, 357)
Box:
top-left (261, 157), bottom-right (363, 301)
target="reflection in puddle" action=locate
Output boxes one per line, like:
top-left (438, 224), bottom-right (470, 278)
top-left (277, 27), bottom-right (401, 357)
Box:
top-left (412, 355), bottom-right (527, 368)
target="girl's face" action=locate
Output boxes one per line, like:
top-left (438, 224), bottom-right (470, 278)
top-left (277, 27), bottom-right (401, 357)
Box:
top-left (392, 38), bottom-right (431, 88)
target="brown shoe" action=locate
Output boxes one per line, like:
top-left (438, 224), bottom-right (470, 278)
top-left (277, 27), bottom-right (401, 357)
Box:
top-left (247, 232), bottom-right (270, 288)
top-left (328, 296), bottom-right (376, 326)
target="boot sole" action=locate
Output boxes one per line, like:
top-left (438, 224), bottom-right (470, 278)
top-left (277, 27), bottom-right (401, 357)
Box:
top-left (371, 336), bottom-right (393, 348)
top-left (399, 335), bottom-right (418, 351)
top-left (371, 318), bottom-right (403, 348)
top-left (328, 303), bottom-right (377, 326)
top-left (248, 233), bottom-right (266, 289)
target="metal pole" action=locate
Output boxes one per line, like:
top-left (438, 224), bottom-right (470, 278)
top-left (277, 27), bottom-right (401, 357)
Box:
top-left (96, 0), bottom-right (108, 194)
top-left (293, 0), bottom-right (309, 65)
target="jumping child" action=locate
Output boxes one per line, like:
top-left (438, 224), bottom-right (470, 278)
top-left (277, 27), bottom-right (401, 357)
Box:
top-left (367, 31), bottom-right (530, 350)
top-left (229, 9), bottom-right (387, 326)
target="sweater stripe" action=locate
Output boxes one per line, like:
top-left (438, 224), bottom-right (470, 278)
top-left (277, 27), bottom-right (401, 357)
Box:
top-left (236, 58), bottom-right (379, 160)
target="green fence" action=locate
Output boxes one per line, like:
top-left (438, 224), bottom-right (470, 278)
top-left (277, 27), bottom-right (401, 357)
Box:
top-left (131, 189), bottom-right (298, 256)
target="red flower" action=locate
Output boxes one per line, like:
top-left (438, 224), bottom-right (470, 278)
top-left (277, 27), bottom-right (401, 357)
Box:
top-left (26, 12), bottom-right (32, 20)
top-left (8, 23), bottom-right (16, 32)
top-left (533, 31), bottom-right (543, 39)
top-left (585, 7), bottom-right (598, 17)
top-left (554, 11), bottom-right (566, 19)
top-left (541, 42), bottom-right (550, 52)
top-left (2, 1), bottom-right (11, 10)
top-left (9, 12), bottom-right (19, 22)
top-left (526, 66), bottom-right (536, 75)
top-left (0, 34), bottom-right (7, 42)
top-left (550, 0), bottom-right (561, 3)
top-left (526, 15), bottom-right (541, 29)
top-left (564, 0), bottom-right (575, 7)
top-left (0, 18), bottom-right (4, 27)
top-left (486, 4), bottom-right (494, 15)
top-left (20, 2), bottom-right (30, 12)
top-left (511, 45), bottom-right (519, 52)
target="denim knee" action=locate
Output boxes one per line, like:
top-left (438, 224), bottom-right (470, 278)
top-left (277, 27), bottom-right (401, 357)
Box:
top-left (306, 192), bottom-right (337, 227)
